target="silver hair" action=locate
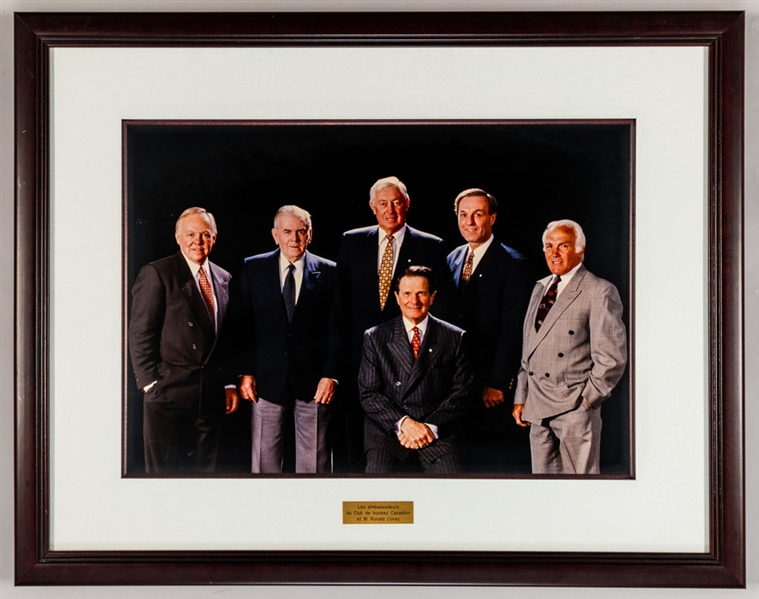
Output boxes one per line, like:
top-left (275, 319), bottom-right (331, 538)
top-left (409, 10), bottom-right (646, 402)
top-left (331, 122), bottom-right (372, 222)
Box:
top-left (542, 219), bottom-right (586, 253)
top-left (273, 205), bottom-right (312, 230)
top-left (369, 176), bottom-right (409, 204)
top-left (175, 207), bottom-right (217, 235)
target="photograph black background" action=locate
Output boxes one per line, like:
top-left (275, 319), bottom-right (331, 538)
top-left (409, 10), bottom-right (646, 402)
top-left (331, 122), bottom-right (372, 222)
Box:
top-left (124, 121), bottom-right (633, 476)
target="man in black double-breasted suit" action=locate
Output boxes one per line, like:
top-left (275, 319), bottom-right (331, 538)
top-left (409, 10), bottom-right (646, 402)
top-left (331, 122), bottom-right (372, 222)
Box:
top-left (446, 189), bottom-right (532, 472)
top-left (129, 207), bottom-right (239, 474)
top-left (334, 176), bottom-right (449, 472)
top-left (359, 266), bottom-right (473, 474)
top-left (237, 205), bottom-right (339, 473)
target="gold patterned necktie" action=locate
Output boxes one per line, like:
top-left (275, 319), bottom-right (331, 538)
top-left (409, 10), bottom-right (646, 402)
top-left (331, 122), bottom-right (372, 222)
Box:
top-left (460, 249), bottom-right (475, 287)
top-left (378, 234), bottom-right (394, 310)
top-left (198, 266), bottom-right (215, 329)
top-left (411, 326), bottom-right (421, 359)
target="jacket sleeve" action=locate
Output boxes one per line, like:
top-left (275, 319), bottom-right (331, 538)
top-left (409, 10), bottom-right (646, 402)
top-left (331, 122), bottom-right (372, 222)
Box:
top-left (582, 281), bottom-right (628, 406)
top-left (488, 256), bottom-right (532, 393)
top-left (358, 330), bottom-right (408, 434)
top-left (423, 330), bottom-right (474, 433)
top-left (128, 264), bottom-right (165, 390)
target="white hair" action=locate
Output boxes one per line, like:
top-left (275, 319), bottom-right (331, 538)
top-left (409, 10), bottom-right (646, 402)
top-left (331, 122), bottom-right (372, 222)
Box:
top-left (369, 176), bottom-right (409, 203)
top-left (273, 205), bottom-right (312, 230)
top-left (175, 207), bottom-right (217, 235)
top-left (542, 219), bottom-right (586, 253)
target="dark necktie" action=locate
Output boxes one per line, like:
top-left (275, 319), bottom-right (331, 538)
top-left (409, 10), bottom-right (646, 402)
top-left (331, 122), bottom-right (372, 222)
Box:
top-left (283, 263), bottom-right (296, 322)
top-left (459, 250), bottom-right (474, 288)
top-left (535, 275), bottom-right (561, 331)
top-left (411, 326), bottom-right (421, 359)
top-left (198, 266), bottom-right (215, 330)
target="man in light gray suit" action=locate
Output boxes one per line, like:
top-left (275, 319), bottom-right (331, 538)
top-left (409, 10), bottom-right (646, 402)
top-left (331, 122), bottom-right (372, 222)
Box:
top-left (512, 219), bottom-right (627, 474)
top-left (358, 266), bottom-right (474, 474)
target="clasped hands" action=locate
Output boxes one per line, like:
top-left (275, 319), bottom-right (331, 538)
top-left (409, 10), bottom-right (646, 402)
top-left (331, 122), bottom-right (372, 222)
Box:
top-left (397, 417), bottom-right (435, 450)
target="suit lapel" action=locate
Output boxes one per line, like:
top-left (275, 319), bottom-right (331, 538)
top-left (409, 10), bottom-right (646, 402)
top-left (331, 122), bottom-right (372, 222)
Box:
top-left (465, 241), bottom-right (498, 290)
top-left (388, 317), bottom-right (416, 377)
top-left (176, 253), bottom-right (215, 340)
top-left (526, 266), bottom-right (587, 354)
top-left (293, 252), bottom-right (321, 322)
top-left (449, 246), bottom-right (466, 289)
top-left (208, 262), bottom-right (229, 330)
top-left (404, 317), bottom-right (438, 392)
top-left (266, 250), bottom-right (290, 324)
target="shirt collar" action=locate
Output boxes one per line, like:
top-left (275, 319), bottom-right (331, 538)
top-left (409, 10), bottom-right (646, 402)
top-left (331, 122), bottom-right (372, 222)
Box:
top-left (402, 315), bottom-right (429, 334)
top-left (181, 252), bottom-right (209, 277)
top-left (278, 251), bottom-right (306, 273)
top-left (468, 234), bottom-right (494, 258)
top-left (540, 261), bottom-right (583, 286)
top-left (377, 224), bottom-right (407, 245)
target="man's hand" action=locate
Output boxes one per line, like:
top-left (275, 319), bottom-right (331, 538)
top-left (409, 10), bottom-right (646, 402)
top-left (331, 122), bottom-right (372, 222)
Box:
top-left (482, 386), bottom-right (505, 408)
top-left (225, 387), bottom-right (239, 415)
top-left (314, 378), bottom-right (336, 405)
top-left (397, 418), bottom-right (436, 450)
top-left (512, 403), bottom-right (531, 427)
top-left (238, 374), bottom-right (258, 402)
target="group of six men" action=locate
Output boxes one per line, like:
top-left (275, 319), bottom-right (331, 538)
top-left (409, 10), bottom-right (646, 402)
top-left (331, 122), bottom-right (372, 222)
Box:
top-left (128, 176), bottom-right (627, 476)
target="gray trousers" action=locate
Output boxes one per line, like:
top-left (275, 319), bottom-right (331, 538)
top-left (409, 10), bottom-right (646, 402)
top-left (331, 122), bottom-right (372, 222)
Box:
top-left (529, 402), bottom-right (602, 474)
top-left (251, 397), bottom-right (331, 473)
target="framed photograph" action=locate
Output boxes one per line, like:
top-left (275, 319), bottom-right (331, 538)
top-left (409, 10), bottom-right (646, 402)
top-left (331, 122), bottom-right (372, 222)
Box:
top-left (14, 11), bottom-right (744, 587)
top-left (122, 119), bottom-right (633, 476)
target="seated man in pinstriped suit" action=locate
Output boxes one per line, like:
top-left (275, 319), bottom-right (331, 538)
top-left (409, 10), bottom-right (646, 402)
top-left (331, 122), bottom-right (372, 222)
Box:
top-left (358, 266), bottom-right (474, 474)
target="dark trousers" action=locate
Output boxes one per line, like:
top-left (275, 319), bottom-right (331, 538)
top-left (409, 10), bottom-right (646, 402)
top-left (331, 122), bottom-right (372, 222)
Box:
top-left (463, 402), bottom-right (532, 474)
top-left (330, 403), bottom-right (366, 474)
top-left (143, 398), bottom-right (220, 474)
top-left (365, 446), bottom-right (460, 474)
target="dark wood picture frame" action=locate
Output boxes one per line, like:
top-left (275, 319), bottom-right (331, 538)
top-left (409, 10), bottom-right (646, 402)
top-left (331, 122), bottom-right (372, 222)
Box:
top-left (14, 11), bottom-right (745, 587)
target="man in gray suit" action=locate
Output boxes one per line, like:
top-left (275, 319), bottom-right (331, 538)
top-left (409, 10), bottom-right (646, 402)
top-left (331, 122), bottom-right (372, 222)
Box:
top-left (512, 219), bottom-right (627, 474)
top-left (358, 266), bottom-right (474, 474)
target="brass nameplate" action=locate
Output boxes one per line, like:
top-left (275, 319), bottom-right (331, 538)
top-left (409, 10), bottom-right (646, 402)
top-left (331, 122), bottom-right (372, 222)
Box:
top-left (343, 501), bottom-right (414, 524)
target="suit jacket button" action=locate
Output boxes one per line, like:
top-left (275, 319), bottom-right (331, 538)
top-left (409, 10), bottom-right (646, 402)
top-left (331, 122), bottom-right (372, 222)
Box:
top-left (558, 353), bottom-right (564, 357)
top-left (545, 373), bottom-right (550, 377)
top-left (192, 344), bottom-right (197, 349)
top-left (569, 330), bottom-right (575, 335)
top-left (528, 371), bottom-right (533, 376)
top-left (188, 322), bottom-right (194, 327)
top-left (396, 381), bottom-right (402, 386)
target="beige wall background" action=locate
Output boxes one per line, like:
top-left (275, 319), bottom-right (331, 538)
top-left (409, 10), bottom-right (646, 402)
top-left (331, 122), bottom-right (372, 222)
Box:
top-left (1, 1), bottom-right (755, 598)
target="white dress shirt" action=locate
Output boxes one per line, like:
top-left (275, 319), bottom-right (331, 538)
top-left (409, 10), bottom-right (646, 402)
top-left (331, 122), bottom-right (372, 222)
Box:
top-left (278, 252), bottom-right (306, 304)
top-left (538, 261), bottom-right (583, 299)
top-left (376, 224), bottom-right (407, 273)
top-left (465, 233), bottom-right (495, 275)
top-left (395, 315), bottom-right (439, 439)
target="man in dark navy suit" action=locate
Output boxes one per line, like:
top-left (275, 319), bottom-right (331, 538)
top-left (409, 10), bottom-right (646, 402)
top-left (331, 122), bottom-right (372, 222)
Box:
top-left (359, 266), bottom-right (473, 474)
top-left (237, 205), bottom-right (339, 473)
top-left (446, 188), bottom-right (532, 473)
top-left (129, 207), bottom-right (239, 474)
top-left (334, 176), bottom-right (449, 473)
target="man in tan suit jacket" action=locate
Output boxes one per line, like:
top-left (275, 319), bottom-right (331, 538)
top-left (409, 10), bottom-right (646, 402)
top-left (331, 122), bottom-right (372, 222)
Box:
top-left (513, 219), bottom-right (627, 474)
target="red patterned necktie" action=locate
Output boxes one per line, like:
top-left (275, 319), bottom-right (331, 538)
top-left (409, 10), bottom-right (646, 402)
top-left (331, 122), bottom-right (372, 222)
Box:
top-left (198, 266), bottom-right (215, 329)
top-left (535, 275), bottom-right (560, 331)
top-left (411, 326), bottom-right (421, 359)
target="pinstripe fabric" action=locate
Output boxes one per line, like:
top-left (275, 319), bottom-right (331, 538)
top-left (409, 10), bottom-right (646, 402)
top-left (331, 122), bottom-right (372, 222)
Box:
top-left (358, 315), bottom-right (474, 472)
